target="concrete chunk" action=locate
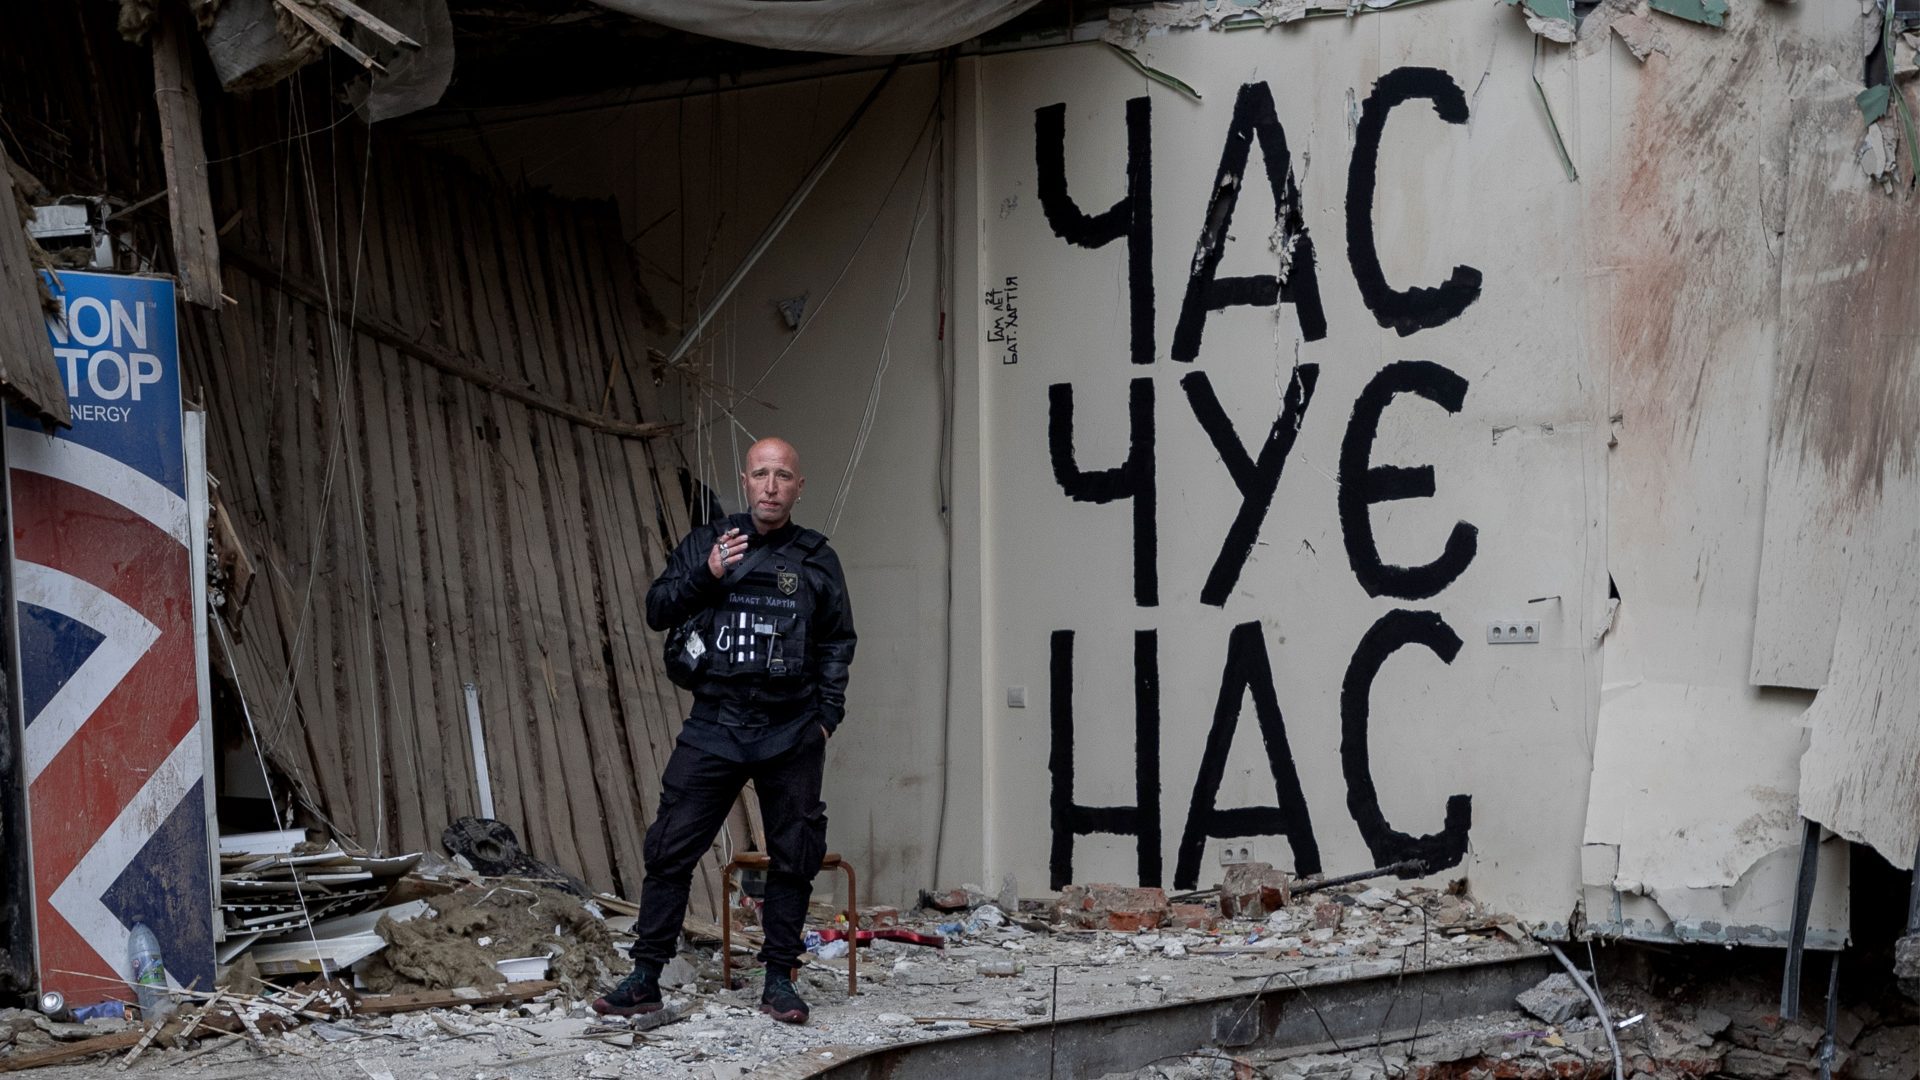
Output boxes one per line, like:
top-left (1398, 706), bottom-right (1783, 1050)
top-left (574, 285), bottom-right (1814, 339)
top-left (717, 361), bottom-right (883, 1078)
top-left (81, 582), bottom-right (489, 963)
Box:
top-left (1516, 972), bottom-right (1592, 1025)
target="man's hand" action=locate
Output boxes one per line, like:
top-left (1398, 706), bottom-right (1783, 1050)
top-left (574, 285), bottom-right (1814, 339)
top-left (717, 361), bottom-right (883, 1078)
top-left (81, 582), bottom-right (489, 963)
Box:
top-left (819, 724), bottom-right (831, 741)
top-left (707, 528), bottom-right (745, 579)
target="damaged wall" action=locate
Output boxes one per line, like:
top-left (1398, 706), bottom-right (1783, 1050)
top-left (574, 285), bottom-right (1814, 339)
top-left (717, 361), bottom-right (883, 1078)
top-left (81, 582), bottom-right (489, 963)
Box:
top-left (0, 4), bottom-right (745, 912)
top-left (417, 66), bottom-right (967, 910)
top-left (8, 0), bottom-right (1905, 945)
top-left (187, 105), bottom-right (721, 905)
top-left (1576, 2), bottom-right (1856, 942)
top-left (424, 0), bottom-right (1887, 939)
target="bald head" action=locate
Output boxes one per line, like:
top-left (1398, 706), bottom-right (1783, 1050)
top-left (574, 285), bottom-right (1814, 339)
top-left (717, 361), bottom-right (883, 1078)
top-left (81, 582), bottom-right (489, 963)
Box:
top-left (740, 437), bottom-right (805, 533)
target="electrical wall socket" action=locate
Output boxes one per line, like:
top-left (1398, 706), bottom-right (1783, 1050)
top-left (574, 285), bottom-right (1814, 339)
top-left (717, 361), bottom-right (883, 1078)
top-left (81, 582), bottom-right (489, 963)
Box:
top-left (1486, 620), bottom-right (1541, 644)
top-left (1219, 843), bottom-right (1254, 866)
top-left (1007, 686), bottom-right (1027, 708)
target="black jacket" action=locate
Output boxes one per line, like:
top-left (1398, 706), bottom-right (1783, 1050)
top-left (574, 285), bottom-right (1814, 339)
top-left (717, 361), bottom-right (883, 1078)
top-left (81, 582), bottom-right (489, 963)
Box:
top-left (645, 514), bottom-right (857, 733)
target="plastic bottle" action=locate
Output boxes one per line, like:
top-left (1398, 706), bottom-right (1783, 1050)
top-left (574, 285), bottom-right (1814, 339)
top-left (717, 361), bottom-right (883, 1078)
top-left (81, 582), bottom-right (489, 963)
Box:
top-left (126, 924), bottom-right (173, 1021)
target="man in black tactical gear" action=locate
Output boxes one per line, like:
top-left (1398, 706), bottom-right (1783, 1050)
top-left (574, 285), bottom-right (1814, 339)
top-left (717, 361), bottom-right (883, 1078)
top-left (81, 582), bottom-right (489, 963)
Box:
top-left (594, 437), bottom-right (855, 1025)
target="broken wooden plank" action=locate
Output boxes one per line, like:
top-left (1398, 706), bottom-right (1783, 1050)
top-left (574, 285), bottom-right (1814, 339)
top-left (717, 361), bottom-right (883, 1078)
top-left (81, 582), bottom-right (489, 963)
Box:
top-left (352, 980), bottom-right (558, 1015)
top-left (151, 6), bottom-right (223, 309)
top-left (310, 0), bottom-right (420, 49)
top-left (0, 1029), bottom-right (147, 1072)
top-left (272, 0), bottom-right (384, 71)
top-left (0, 150), bottom-right (69, 425)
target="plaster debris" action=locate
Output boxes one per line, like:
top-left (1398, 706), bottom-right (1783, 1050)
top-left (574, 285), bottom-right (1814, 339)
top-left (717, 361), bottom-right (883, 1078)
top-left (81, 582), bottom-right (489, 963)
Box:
top-left (1517, 971), bottom-right (1595, 1024)
top-left (1611, 12), bottom-right (1671, 61)
top-left (1508, 0), bottom-right (1578, 44)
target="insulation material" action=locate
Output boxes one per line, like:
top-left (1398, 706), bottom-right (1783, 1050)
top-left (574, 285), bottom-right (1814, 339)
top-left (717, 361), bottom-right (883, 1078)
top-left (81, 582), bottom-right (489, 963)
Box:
top-left (584, 0), bottom-right (1043, 56)
top-left (354, 886), bottom-right (623, 998)
top-left (202, 0), bottom-right (332, 91)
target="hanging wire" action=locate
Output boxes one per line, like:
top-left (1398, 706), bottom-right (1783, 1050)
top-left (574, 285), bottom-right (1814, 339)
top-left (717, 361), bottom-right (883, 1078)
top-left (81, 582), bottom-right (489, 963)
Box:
top-left (823, 105), bottom-right (940, 534)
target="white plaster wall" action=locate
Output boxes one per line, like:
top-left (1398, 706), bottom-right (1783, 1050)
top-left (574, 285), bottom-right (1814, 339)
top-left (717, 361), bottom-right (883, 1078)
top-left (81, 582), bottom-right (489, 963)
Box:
top-left (973, 12), bottom-right (1603, 927)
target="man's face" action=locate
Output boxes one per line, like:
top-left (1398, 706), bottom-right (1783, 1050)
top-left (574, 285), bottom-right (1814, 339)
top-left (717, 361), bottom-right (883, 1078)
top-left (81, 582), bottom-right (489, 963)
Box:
top-left (740, 440), bottom-right (804, 531)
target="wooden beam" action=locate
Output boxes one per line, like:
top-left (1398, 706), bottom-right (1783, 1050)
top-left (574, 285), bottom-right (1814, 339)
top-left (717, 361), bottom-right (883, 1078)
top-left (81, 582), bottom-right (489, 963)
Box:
top-left (272, 0), bottom-right (384, 72)
top-left (311, 0), bottom-right (421, 50)
top-left (152, 6), bottom-right (223, 310)
top-left (221, 247), bottom-right (678, 441)
top-left (0, 1030), bottom-right (147, 1072)
top-left (0, 152), bottom-right (70, 425)
top-left (353, 979), bottom-right (558, 1015)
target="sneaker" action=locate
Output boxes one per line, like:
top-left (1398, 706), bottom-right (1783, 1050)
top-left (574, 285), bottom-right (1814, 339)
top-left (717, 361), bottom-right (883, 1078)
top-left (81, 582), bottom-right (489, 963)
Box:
top-left (592, 962), bottom-right (663, 1017)
top-left (760, 969), bottom-right (809, 1024)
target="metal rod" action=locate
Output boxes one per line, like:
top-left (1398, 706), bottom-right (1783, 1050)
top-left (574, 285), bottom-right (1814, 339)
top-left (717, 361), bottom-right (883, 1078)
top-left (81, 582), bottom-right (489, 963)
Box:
top-left (463, 682), bottom-right (493, 820)
top-left (1905, 833), bottom-right (1920, 935)
top-left (660, 63), bottom-right (899, 370)
top-left (1818, 954), bottom-right (1839, 1080)
top-left (1781, 817), bottom-right (1822, 1020)
top-left (1547, 943), bottom-right (1624, 1080)
top-left (1294, 860), bottom-right (1427, 896)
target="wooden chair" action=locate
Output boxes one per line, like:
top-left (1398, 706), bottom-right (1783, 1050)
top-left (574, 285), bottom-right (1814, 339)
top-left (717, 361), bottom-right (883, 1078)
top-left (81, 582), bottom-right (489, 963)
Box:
top-left (720, 852), bottom-right (858, 995)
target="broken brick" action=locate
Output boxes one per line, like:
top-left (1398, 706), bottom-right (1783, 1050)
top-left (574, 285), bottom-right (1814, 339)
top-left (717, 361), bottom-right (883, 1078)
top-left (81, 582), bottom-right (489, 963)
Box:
top-left (1217, 861), bottom-right (1290, 919)
top-left (1313, 900), bottom-right (1344, 930)
top-left (1054, 883), bottom-right (1170, 932)
top-left (1169, 903), bottom-right (1219, 931)
top-left (857, 905), bottom-right (900, 928)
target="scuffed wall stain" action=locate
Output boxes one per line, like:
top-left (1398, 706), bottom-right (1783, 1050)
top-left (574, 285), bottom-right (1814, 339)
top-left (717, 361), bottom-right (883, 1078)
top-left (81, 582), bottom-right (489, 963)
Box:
top-left (1604, 9), bottom-right (1812, 455)
top-left (1770, 88), bottom-right (1920, 502)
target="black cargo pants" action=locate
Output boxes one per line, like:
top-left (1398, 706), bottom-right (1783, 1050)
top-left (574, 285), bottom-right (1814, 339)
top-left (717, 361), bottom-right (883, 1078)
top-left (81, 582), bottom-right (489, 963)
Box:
top-left (628, 726), bottom-right (829, 975)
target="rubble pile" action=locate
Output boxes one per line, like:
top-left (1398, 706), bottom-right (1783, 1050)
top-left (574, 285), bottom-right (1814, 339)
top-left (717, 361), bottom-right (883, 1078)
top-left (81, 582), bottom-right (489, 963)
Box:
top-left (217, 837), bottom-right (421, 956)
top-left (354, 884), bottom-right (626, 998)
top-left (8, 854), bottom-right (1910, 1080)
top-left (1094, 969), bottom-right (1920, 1080)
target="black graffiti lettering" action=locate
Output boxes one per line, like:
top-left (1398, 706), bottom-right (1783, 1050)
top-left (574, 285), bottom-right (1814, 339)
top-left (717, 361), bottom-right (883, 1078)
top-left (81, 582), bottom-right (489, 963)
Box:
top-left (1338, 360), bottom-right (1477, 600)
top-left (1035, 97), bottom-right (1156, 365)
top-left (1341, 609), bottom-right (1470, 874)
top-left (1050, 630), bottom-right (1163, 889)
top-left (1173, 621), bottom-right (1322, 890)
top-left (1171, 82), bottom-right (1327, 363)
top-left (1049, 378), bottom-right (1158, 607)
top-left (1182, 364), bottom-right (1319, 607)
top-left (1346, 67), bottom-right (1483, 337)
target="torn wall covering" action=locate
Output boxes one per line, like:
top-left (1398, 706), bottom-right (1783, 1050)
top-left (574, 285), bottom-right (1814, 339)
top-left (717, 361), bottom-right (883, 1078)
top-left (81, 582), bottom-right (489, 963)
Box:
top-left (1751, 71), bottom-right (1920, 871)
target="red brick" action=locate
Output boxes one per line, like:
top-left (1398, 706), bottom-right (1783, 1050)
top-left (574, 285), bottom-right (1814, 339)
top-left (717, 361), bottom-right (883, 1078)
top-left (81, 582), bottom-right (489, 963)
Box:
top-left (1313, 900), bottom-right (1344, 929)
top-left (858, 905), bottom-right (900, 928)
top-left (1170, 903), bottom-right (1219, 931)
top-left (1054, 884), bottom-right (1170, 931)
top-left (1218, 862), bottom-right (1291, 919)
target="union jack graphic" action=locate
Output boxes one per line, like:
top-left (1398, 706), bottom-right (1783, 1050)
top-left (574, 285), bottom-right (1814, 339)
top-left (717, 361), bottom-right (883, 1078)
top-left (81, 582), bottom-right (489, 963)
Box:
top-left (7, 271), bottom-right (213, 1004)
